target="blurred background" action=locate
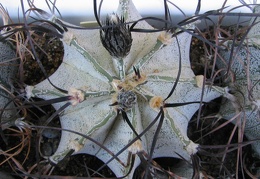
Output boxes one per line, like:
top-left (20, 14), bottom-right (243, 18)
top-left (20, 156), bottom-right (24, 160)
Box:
top-left (0, 0), bottom-right (255, 28)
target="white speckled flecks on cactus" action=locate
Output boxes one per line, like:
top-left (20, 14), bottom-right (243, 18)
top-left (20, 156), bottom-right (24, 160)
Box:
top-left (25, 0), bottom-right (225, 178)
top-left (217, 5), bottom-right (260, 159)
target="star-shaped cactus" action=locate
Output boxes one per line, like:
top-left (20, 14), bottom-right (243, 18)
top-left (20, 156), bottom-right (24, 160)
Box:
top-left (25, 0), bottom-right (224, 177)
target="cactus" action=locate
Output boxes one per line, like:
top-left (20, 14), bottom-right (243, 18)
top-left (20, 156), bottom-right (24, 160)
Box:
top-left (0, 42), bottom-right (17, 122)
top-left (217, 5), bottom-right (260, 159)
top-left (20, 0), bottom-right (226, 177)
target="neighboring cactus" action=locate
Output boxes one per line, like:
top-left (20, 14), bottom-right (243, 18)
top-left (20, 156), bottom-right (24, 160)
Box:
top-left (5, 0), bottom-right (226, 178)
top-left (217, 5), bottom-right (260, 159)
top-left (0, 42), bottom-right (17, 122)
